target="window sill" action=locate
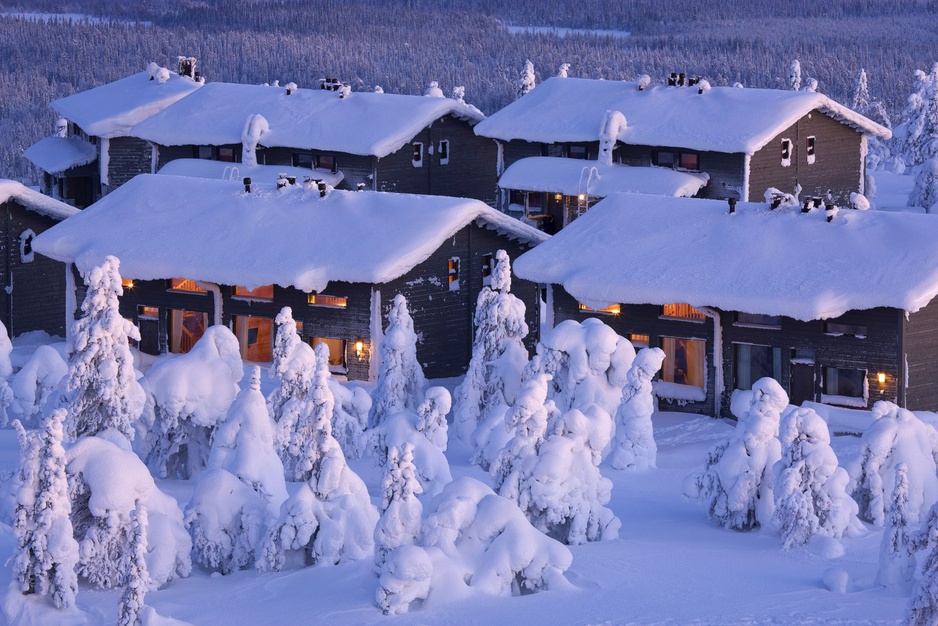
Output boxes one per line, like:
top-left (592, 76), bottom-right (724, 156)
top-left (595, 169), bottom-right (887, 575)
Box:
top-left (232, 296), bottom-right (274, 303)
top-left (732, 323), bottom-right (782, 330)
top-left (167, 289), bottom-right (208, 295)
top-left (654, 381), bottom-right (706, 402)
top-left (659, 316), bottom-right (705, 323)
top-left (821, 393), bottom-right (867, 409)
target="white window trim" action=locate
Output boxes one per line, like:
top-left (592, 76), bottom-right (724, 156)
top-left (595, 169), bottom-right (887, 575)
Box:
top-left (781, 138), bottom-right (792, 167)
top-left (412, 142), bottom-right (424, 168)
top-left (439, 140), bottom-right (450, 165)
top-left (806, 135), bottom-right (816, 165)
top-left (19, 229), bottom-right (36, 263)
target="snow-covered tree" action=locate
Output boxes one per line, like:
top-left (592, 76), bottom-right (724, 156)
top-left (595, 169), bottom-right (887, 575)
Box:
top-left (608, 347), bottom-right (665, 471)
top-left (557, 63), bottom-right (570, 78)
top-left (491, 371), bottom-right (554, 498)
top-left (685, 377), bottom-right (786, 530)
top-left (452, 85), bottom-right (465, 103)
top-left (415, 386), bottom-right (450, 451)
top-left (772, 406), bottom-right (858, 549)
top-left (851, 68), bottom-right (893, 171)
top-left (876, 463), bottom-right (916, 586)
top-left (0, 320), bottom-right (14, 427)
top-left (11, 420), bottom-right (41, 598)
top-left (453, 250), bottom-right (528, 444)
top-left (118, 500), bottom-right (150, 626)
top-left (894, 64), bottom-right (938, 169)
top-left (789, 59), bottom-right (802, 91)
top-left (374, 443), bottom-right (423, 570)
top-left (268, 306), bottom-right (311, 425)
top-left (846, 400), bottom-right (938, 525)
top-left (7, 345), bottom-right (67, 429)
top-left (376, 544), bottom-right (432, 615)
top-left (329, 380), bottom-right (371, 460)
top-left (140, 325), bottom-right (243, 478)
top-left (240, 113), bottom-right (268, 168)
top-left (66, 255), bottom-right (145, 441)
top-left (909, 157), bottom-right (938, 213)
top-left (368, 294), bottom-right (426, 430)
top-left (281, 343), bottom-right (335, 481)
top-left (517, 60), bottom-right (536, 99)
top-left (909, 502), bottom-right (938, 624)
top-left (377, 408), bottom-right (453, 499)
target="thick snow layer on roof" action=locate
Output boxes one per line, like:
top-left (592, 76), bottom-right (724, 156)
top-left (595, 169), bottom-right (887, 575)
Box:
top-left (0, 179), bottom-right (79, 221)
top-left (157, 159), bottom-right (345, 188)
top-left (33, 175), bottom-right (545, 292)
top-left (130, 83), bottom-right (484, 158)
top-left (51, 70), bottom-right (202, 138)
top-left (475, 77), bottom-right (891, 155)
top-left (499, 157), bottom-right (709, 197)
top-left (23, 136), bottom-right (97, 174)
top-left (514, 193), bottom-right (938, 321)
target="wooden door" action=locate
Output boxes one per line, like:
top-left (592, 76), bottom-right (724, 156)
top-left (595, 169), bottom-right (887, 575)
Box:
top-left (789, 362), bottom-right (815, 406)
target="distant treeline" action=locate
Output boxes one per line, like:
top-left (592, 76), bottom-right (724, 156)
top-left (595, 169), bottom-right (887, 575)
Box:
top-left (2, 0), bottom-right (937, 182)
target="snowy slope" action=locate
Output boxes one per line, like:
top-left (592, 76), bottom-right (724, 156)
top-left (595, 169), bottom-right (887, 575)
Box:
top-left (514, 192), bottom-right (938, 321)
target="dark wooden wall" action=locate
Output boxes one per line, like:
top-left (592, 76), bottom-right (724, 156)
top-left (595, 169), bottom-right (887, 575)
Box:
top-left (0, 203), bottom-right (70, 337)
top-left (748, 110), bottom-right (863, 205)
top-left (261, 147), bottom-right (375, 191)
top-left (904, 301), bottom-right (938, 410)
top-left (617, 144), bottom-right (746, 200)
top-left (105, 137), bottom-right (152, 192)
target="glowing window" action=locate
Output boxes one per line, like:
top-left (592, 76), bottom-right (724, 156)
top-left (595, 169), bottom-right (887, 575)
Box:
top-left (169, 278), bottom-right (206, 293)
top-left (307, 294), bottom-right (347, 308)
top-left (234, 285), bottom-right (274, 300)
top-left (661, 303), bottom-right (705, 321)
top-left (660, 337), bottom-right (706, 388)
top-left (578, 302), bottom-right (621, 316)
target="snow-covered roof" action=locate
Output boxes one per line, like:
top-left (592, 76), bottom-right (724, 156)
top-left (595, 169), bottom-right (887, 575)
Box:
top-left (33, 174), bottom-right (546, 292)
top-left (157, 159), bottom-right (345, 188)
top-left (51, 70), bottom-right (203, 139)
top-left (23, 136), bottom-right (97, 174)
top-left (514, 193), bottom-right (938, 321)
top-left (475, 77), bottom-right (891, 155)
top-left (499, 157), bottom-right (709, 198)
top-left (129, 83), bottom-right (485, 158)
top-left (0, 180), bottom-right (79, 221)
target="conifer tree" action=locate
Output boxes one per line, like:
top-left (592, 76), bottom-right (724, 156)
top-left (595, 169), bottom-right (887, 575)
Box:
top-left (877, 463), bottom-right (916, 585)
top-left (609, 347), bottom-right (666, 471)
top-left (118, 500), bottom-right (151, 626)
top-left (374, 443), bottom-right (423, 569)
top-left (368, 295), bottom-right (426, 430)
top-left (284, 343), bottom-right (335, 481)
top-left (517, 60), bottom-right (536, 98)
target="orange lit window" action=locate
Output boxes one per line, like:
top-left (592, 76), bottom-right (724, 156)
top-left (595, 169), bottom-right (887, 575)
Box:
top-left (578, 302), bottom-right (621, 316)
top-left (121, 278), bottom-right (134, 289)
top-left (629, 333), bottom-right (650, 348)
top-left (234, 285), bottom-right (274, 300)
top-left (661, 303), bottom-right (705, 321)
top-left (310, 337), bottom-right (347, 370)
top-left (308, 294), bottom-right (347, 308)
top-left (234, 316), bottom-right (273, 362)
top-left (139, 306), bottom-right (159, 319)
top-left (169, 278), bottom-right (206, 293)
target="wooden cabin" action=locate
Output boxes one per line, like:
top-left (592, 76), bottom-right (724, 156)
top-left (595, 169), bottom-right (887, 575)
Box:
top-left (0, 181), bottom-right (78, 337)
top-left (514, 192), bottom-right (938, 419)
top-left (33, 175), bottom-right (546, 379)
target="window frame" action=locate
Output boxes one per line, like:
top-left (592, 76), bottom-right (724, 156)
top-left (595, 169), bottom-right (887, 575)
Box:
top-left (481, 253), bottom-right (494, 286)
top-left (806, 135), bottom-right (816, 164)
top-left (412, 142), bottom-right (424, 167)
top-left (438, 139), bottom-right (450, 165)
top-left (315, 154), bottom-right (337, 173)
top-left (168, 278), bottom-right (208, 294)
top-left (307, 294), bottom-right (348, 308)
top-left (660, 303), bottom-right (706, 323)
top-left (734, 312), bottom-right (783, 329)
top-left (233, 285), bottom-right (274, 301)
top-left (448, 257), bottom-right (461, 291)
top-left (677, 151), bottom-right (700, 172)
top-left (653, 150), bottom-right (676, 168)
top-left (659, 336), bottom-right (707, 393)
top-left (733, 342), bottom-right (782, 391)
top-left (781, 138), bottom-right (792, 167)
top-left (578, 302), bottom-right (621, 316)
top-left (566, 144), bottom-right (589, 160)
top-left (821, 366), bottom-right (868, 406)
top-left (309, 336), bottom-right (348, 372)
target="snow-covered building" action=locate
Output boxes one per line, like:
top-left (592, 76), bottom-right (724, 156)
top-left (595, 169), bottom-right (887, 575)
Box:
top-left (515, 192), bottom-right (938, 417)
top-left (0, 180), bottom-right (79, 337)
top-left (24, 63), bottom-right (203, 208)
top-left (474, 76), bottom-right (891, 219)
top-left (32, 175), bottom-right (545, 379)
top-left (126, 81), bottom-right (498, 205)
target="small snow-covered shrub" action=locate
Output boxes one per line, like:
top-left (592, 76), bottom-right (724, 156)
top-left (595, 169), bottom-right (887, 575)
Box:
top-left (330, 379), bottom-right (371, 460)
top-left (376, 544), bottom-right (432, 615)
top-left (379, 410), bottom-right (453, 499)
top-left (685, 377), bottom-right (786, 530)
top-left (846, 400), bottom-right (938, 525)
top-left (368, 294), bottom-right (426, 430)
top-left (877, 463), bottom-right (916, 586)
top-left (140, 325), bottom-right (243, 478)
top-left (6, 345), bottom-right (67, 428)
top-left (416, 386), bottom-right (451, 452)
top-left (374, 443), bottom-right (423, 570)
top-left (67, 255), bottom-right (145, 441)
top-left (67, 435), bottom-right (191, 589)
top-left (608, 347), bottom-right (666, 471)
top-left (772, 407), bottom-right (858, 548)
top-left (453, 249), bottom-right (528, 444)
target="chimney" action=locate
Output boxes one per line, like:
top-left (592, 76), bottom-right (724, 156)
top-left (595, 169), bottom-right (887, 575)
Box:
top-left (318, 181), bottom-right (328, 198)
top-left (303, 177), bottom-right (315, 191)
top-left (688, 76), bottom-right (699, 87)
top-left (826, 204), bottom-right (838, 222)
top-left (813, 197), bottom-right (823, 209)
top-left (357, 182), bottom-right (366, 191)
top-left (679, 72), bottom-right (686, 86)
top-left (177, 56), bottom-right (197, 79)
top-left (285, 82), bottom-right (297, 95)
top-left (243, 177), bottom-right (251, 193)
top-left (801, 199), bottom-right (811, 213)
top-left (276, 173), bottom-right (288, 189)
top-left (771, 195), bottom-right (782, 209)
top-left (728, 197), bottom-right (737, 214)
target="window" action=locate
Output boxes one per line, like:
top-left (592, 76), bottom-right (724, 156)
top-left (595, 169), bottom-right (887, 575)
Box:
top-left (196, 146), bottom-right (213, 160)
top-left (307, 294), bottom-right (348, 308)
top-left (121, 278), bottom-right (134, 290)
top-left (438, 140), bottom-right (450, 165)
top-left (781, 138), bottom-right (792, 167)
top-left (19, 229), bottom-right (35, 263)
top-left (526, 192), bottom-right (545, 215)
top-left (138, 306), bottom-right (159, 319)
top-left (735, 312), bottom-right (782, 328)
top-left (234, 316), bottom-right (273, 362)
top-left (315, 154), bottom-right (337, 173)
top-left (481, 253), bottom-right (494, 286)
top-left (678, 152), bottom-right (699, 171)
top-left (508, 190), bottom-right (525, 210)
top-left (169, 278), bottom-right (207, 293)
top-left (806, 136), bottom-right (816, 164)
top-left (653, 150), bottom-right (675, 167)
top-left (823, 367), bottom-right (866, 400)
top-left (578, 302), bottom-right (621, 316)
top-left (824, 322), bottom-right (867, 338)
top-left (169, 309), bottom-right (207, 354)
top-left (218, 147), bottom-right (236, 162)
top-left (661, 303), bottom-right (705, 322)
top-left (310, 337), bottom-right (347, 371)
top-left (234, 285), bottom-right (274, 300)
top-left (567, 145), bottom-right (588, 159)
top-left (660, 337), bottom-right (706, 388)
top-left (448, 257), bottom-right (461, 291)
top-left (629, 333), bottom-right (650, 349)
top-left (412, 142), bottom-right (424, 167)
top-left (293, 153), bottom-right (313, 168)
top-left (734, 343), bottom-right (782, 390)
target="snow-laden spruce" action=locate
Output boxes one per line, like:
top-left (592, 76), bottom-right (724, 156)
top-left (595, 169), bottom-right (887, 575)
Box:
top-left (453, 249), bottom-right (528, 446)
top-left (608, 347), bottom-right (666, 471)
top-left (846, 400), bottom-right (938, 525)
top-left (268, 306), bottom-right (309, 424)
top-left (517, 60), bottom-right (536, 99)
top-left (772, 406), bottom-right (859, 549)
top-left (0, 320), bottom-right (14, 427)
top-left (376, 544), bottom-right (433, 615)
top-left (368, 294), bottom-right (426, 430)
top-left (67, 434), bottom-right (191, 589)
top-left (877, 463), bottom-right (916, 586)
top-left (893, 64), bottom-right (938, 170)
top-left (685, 377), bottom-right (786, 530)
top-left (416, 387), bottom-right (450, 451)
top-left (908, 501), bottom-right (938, 625)
top-left (138, 325), bottom-right (243, 478)
top-left (118, 500), bottom-right (151, 626)
top-left (6, 345), bottom-right (67, 429)
top-left (187, 368), bottom-right (288, 573)
top-left (789, 59), bottom-right (801, 91)
top-left (374, 443), bottom-right (423, 570)
top-left (421, 477), bottom-right (573, 595)
top-left (280, 343), bottom-right (336, 481)
top-left (259, 344), bottom-right (378, 571)
top-left (909, 157), bottom-right (938, 213)
top-left (66, 255), bottom-right (145, 441)
top-left (11, 410), bottom-right (79, 609)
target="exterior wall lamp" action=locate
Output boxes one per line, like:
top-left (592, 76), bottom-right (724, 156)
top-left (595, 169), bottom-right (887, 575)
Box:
top-left (355, 338), bottom-right (365, 358)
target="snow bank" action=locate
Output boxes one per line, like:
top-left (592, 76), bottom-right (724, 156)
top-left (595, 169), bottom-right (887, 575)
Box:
top-left (7, 345), bottom-right (66, 428)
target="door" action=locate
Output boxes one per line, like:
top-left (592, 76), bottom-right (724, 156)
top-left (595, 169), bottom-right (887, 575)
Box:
top-left (789, 361), bottom-right (815, 406)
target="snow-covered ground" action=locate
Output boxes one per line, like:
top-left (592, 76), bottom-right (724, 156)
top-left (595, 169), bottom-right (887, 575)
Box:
top-left (0, 407), bottom-right (906, 624)
top-left (871, 170), bottom-right (919, 213)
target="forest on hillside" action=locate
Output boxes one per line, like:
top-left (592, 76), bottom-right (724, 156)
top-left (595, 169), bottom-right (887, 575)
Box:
top-left (2, 0), bottom-right (937, 182)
